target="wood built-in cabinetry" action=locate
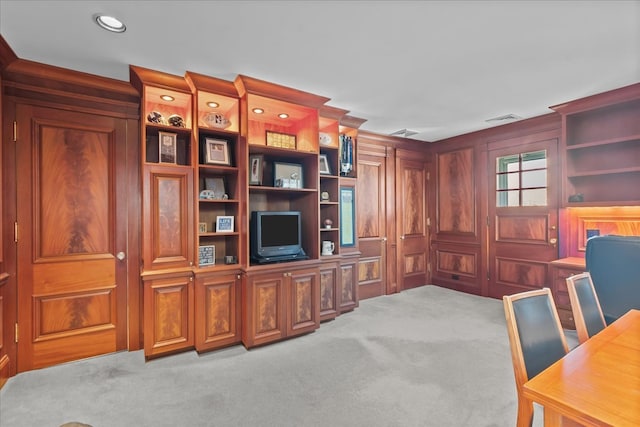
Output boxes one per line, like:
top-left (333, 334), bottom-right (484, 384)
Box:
top-left (552, 83), bottom-right (640, 206)
top-left (131, 67), bottom-right (360, 356)
top-left (131, 66), bottom-right (243, 357)
top-left (234, 75), bottom-right (326, 348)
top-left (549, 257), bottom-right (585, 329)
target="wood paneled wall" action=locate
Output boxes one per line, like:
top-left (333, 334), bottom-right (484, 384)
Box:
top-left (430, 114), bottom-right (560, 295)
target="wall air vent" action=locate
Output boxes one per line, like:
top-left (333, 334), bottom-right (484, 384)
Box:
top-left (485, 114), bottom-right (522, 123)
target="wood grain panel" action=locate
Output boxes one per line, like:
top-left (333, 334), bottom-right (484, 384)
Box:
top-left (154, 285), bottom-right (188, 344)
top-left (357, 160), bottom-right (382, 238)
top-left (38, 126), bottom-right (110, 257)
top-left (566, 207), bottom-right (640, 254)
top-left (437, 148), bottom-right (475, 234)
top-left (359, 257), bottom-right (381, 283)
top-left (34, 288), bottom-right (114, 339)
top-left (204, 282), bottom-right (233, 338)
top-left (496, 257), bottom-right (548, 288)
top-left (293, 278), bottom-right (312, 325)
top-left (403, 253), bottom-right (426, 276)
top-left (340, 260), bottom-right (358, 312)
top-left (437, 250), bottom-right (476, 277)
top-left (402, 168), bottom-right (424, 236)
top-left (319, 266), bottom-right (336, 317)
top-left (256, 283), bottom-right (278, 335)
top-left (496, 214), bottom-right (548, 243)
top-left (156, 176), bottom-right (184, 258)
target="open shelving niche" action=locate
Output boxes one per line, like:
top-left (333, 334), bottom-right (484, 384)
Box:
top-left (552, 83), bottom-right (640, 207)
top-left (186, 71), bottom-right (244, 270)
top-left (234, 74), bottom-right (330, 265)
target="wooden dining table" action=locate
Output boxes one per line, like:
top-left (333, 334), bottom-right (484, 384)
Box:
top-left (523, 309), bottom-right (640, 426)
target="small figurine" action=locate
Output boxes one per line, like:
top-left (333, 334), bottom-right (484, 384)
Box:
top-left (324, 218), bottom-right (333, 229)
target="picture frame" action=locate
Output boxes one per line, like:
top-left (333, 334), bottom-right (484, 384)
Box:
top-left (340, 186), bottom-right (356, 247)
top-left (199, 245), bottom-right (215, 266)
top-left (159, 131), bottom-right (177, 164)
top-left (249, 154), bottom-right (264, 185)
top-left (266, 131), bottom-right (296, 149)
top-left (205, 177), bottom-right (227, 199)
top-left (204, 138), bottom-right (230, 165)
top-left (273, 162), bottom-right (303, 189)
top-left (319, 154), bottom-right (331, 175)
top-left (198, 222), bottom-right (208, 234)
top-left (216, 215), bottom-right (234, 233)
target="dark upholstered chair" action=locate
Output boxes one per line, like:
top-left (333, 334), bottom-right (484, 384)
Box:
top-left (586, 235), bottom-right (640, 324)
top-left (566, 272), bottom-right (606, 345)
top-left (503, 288), bottom-right (569, 427)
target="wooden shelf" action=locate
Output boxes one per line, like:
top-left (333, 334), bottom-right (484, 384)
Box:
top-left (568, 167), bottom-right (640, 178)
top-left (566, 133), bottom-right (640, 150)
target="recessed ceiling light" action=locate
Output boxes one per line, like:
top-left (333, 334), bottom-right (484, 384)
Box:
top-left (278, 113), bottom-right (289, 119)
top-left (252, 108), bottom-right (264, 114)
top-left (485, 114), bottom-right (522, 123)
top-left (94, 14), bottom-right (126, 33)
top-left (160, 95), bottom-right (175, 102)
top-left (207, 101), bottom-right (219, 108)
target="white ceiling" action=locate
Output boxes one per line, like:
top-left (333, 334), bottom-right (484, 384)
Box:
top-left (1, 1), bottom-right (639, 142)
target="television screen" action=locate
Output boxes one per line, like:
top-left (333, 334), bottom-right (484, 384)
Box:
top-left (261, 214), bottom-right (299, 247)
top-left (250, 211), bottom-right (305, 263)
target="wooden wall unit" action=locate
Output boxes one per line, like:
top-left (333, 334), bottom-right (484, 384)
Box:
top-left (552, 83), bottom-right (640, 207)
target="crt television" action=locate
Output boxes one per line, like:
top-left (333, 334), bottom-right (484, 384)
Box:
top-left (250, 211), bottom-right (306, 263)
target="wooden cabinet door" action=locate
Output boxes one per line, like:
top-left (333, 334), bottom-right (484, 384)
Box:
top-left (319, 262), bottom-right (339, 321)
top-left (15, 104), bottom-right (130, 371)
top-left (243, 271), bottom-right (286, 347)
top-left (195, 272), bottom-right (241, 352)
top-left (143, 165), bottom-right (194, 270)
top-left (488, 136), bottom-right (559, 298)
top-left (339, 258), bottom-right (359, 313)
top-left (143, 273), bottom-right (194, 357)
top-left (286, 267), bottom-right (320, 336)
top-left (396, 152), bottom-right (430, 291)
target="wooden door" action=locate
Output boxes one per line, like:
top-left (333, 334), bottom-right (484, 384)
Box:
top-left (488, 137), bottom-right (559, 298)
top-left (396, 152), bottom-right (430, 290)
top-left (356, 148), bottom-right (387, 299)
top-left (15, 105), bottom-right (129, 371)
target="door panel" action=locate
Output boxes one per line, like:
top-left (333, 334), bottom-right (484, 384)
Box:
top-left (396, 153), bottom-right (430, 290)
top-left (16, 105), bottom-right (128, 371)
top-left (488, 138), bottom-right (559, 298)
top-left (356, 153), bottom-right (386, 299)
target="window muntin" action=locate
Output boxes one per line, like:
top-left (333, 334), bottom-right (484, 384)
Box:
top-left (496, 150), bottom-right (547, 207)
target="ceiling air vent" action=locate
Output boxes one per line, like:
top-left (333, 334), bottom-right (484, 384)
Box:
top-left (390, 129), bottom-right (419, 138)
top-left (485, 114), bottom-right (522, 123)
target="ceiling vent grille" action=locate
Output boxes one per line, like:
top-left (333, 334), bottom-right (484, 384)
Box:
top-left (390, 129), bottom-right (419, 138)
top-left (485, 114), bottom-right (522, 123)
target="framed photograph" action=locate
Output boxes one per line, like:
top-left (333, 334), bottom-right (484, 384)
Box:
top-left (216, 215), bottom-right (234, 233)
top-left (204, 138), bottom-right (230, 165)
top-left (199, 245), bottom-right (215, 266)
top-left (266, 131), bottom-right (296, 149)
top-left (159, 131), bottom-right (177, 164)
top-left (273, 162), bottom-right (303, 189)
top-left (340, 186), bottom-right (356, 247)
top-left (249, 154), bottom-right (264, 185)
top-left (205, 177), bottom-right (227, 199)
top-left (319, 154), bottom-right (331, 175)
top-left (198, 222), bottom-right (208, 234)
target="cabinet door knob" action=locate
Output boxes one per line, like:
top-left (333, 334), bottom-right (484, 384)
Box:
top-left (116, 251), bottom-right (126, 261)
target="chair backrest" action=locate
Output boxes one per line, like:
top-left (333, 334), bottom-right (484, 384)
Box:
top-left (566, 272), bottom-right (606, 344)
top-left (503, 288), bottom-right (569, 391)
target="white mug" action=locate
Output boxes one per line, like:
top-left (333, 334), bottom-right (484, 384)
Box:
top-left (322, 241), bottom-right (335, 256)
